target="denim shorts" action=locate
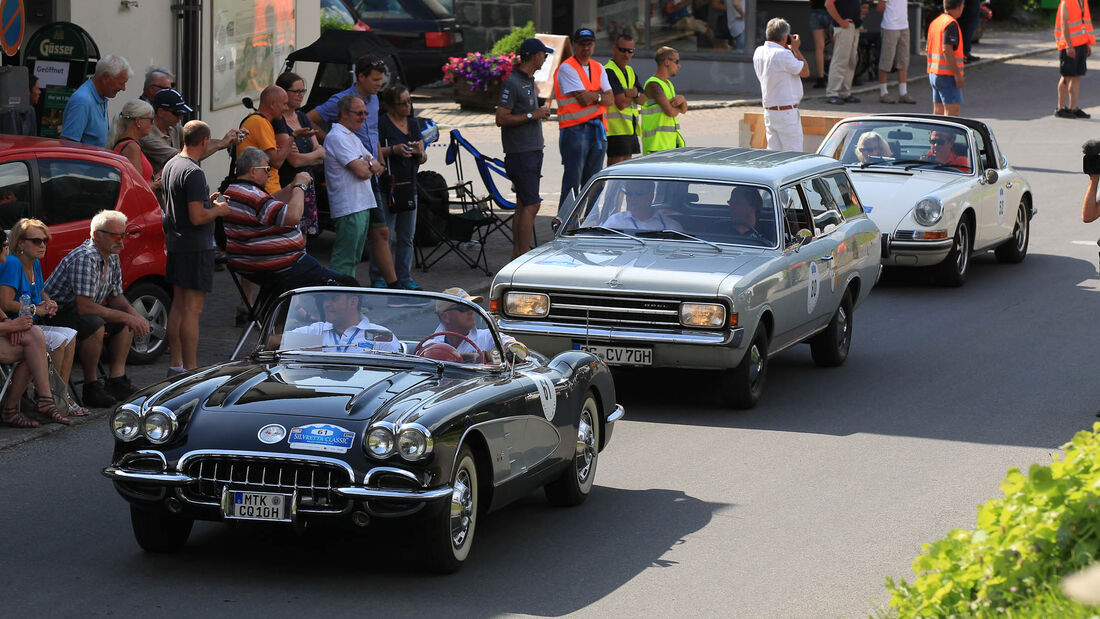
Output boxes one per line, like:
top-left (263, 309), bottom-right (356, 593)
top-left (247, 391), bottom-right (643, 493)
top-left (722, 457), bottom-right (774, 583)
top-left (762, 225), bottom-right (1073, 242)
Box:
top-left (809, 9), bottom-right (833, 31)
top-left (929, 73), bottom-right (963, 105)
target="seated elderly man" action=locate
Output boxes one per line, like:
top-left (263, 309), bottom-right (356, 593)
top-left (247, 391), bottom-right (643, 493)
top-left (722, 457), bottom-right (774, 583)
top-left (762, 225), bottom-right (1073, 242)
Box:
top-left (602, 181), bottom-right (683, 232)
top-left (43, 210), bottom-right (150, 407)
top-left (924, 129), bottom-right (970, 172)
top-left (855, 131), bottom-right (892, 164)
top-left (223, 146), bottom-right (358, 298)
top-left (427, 288), bottom-right (525, 363)
top-left (289, 291), bottom-right (400, 353)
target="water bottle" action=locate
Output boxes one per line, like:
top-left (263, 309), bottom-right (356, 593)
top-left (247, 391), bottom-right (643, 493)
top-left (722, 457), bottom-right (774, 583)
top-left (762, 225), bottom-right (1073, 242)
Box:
top-left (133, 326), bottom-right (148, 353)
top-left (18, 294), bottom-right (32, 319)
top-left (459, 240), bottom-right (481, 253)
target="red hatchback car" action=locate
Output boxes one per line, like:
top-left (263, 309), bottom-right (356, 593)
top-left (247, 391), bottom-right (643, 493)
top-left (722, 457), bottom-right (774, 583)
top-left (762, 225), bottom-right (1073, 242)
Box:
top-left (0, 135), bottom-right (170, 363)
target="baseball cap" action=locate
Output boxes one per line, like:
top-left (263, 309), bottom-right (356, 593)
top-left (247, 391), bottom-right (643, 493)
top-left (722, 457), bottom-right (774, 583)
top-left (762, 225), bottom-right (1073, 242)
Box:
top-left (153, 88), bottom-right (193, 115)
top-left (572, 28), bottom-right (596, 43)
top-left (436, 287), bottom-right (484, 314)
top-left (519, 37), bottom-right (554, 57)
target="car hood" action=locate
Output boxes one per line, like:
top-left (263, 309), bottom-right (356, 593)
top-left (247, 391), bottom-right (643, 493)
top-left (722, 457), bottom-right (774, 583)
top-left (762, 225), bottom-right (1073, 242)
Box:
top-left (848, 169), bottom-right (962, 230)
top-left (506, 239), bottom-right (770, 296)
top-left (139, 361), bottom-right (439, 422)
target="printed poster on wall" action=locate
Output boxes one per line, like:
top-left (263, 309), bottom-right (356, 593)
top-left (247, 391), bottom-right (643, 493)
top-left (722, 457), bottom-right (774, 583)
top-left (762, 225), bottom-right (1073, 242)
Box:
top-left (39, 88), bottom-right (72, 138)
top-left (211, 0), bottom-right (295, 110)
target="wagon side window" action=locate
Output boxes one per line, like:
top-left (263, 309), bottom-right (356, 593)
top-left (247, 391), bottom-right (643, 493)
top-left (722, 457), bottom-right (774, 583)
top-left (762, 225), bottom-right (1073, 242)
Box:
top-left (781, 185), bottom-right (811, 246)
top-left (800, 177), bottom-right (844, 234)
top-left (0, 161), bottom-right (32, 229)
top-left (38, 159), bottom-right (121, 225)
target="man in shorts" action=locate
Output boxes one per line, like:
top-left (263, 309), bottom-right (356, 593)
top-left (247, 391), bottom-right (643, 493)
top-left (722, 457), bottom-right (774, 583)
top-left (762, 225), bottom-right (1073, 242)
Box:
top-left (496, 38), bottom-right (553, 258)
top-left (1055, 0), bottom-right (1094, 118)
top-left (926, 0), bottom-right (966, 116)
top-left (877, 0), bottom-right (916, 104)
top-left (161, 121), bottom-right (231, 375)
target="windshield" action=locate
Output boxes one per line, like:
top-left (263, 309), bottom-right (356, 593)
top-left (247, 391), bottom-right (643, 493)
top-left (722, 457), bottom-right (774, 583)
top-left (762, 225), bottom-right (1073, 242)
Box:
top-left (560, 177), bottom-right (781, 249)
top-left (261, 289), bottom-right (502, 366)
top-left (819, 120), bottom-right (973, 174)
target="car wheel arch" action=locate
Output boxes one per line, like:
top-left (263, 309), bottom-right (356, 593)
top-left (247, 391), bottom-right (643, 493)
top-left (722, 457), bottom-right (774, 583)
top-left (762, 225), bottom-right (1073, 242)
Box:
top-left (757, 310), bottom-right (774, 342)
top-left (453, 428), bottom-right (494, 514)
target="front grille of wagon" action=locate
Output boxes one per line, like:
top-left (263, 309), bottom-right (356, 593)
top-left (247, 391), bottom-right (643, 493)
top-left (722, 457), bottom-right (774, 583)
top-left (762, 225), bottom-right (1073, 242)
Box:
top-left (543, 292), bottom-right (684, 328)
top-left (181, 454), bottom-right (352, 512)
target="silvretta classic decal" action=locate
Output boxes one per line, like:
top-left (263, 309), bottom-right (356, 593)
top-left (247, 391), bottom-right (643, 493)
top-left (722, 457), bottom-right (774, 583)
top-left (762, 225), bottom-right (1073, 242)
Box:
top-left (287, 423), bottom-right (356, 454)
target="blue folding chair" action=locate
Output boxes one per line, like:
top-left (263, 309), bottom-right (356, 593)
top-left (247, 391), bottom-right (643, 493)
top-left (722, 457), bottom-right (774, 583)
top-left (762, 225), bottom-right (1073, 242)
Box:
top-left (445, 129), bottom-right (537, 248)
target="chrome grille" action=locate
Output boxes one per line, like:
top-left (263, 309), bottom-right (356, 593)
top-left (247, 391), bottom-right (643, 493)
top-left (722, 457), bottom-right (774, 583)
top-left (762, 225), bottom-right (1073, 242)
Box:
top-left (541, 291), bottom-right (683, 328)
top-left (893, 231), bottom-right (916, 240)
top-left (181, 454), bottom-right (351, 512)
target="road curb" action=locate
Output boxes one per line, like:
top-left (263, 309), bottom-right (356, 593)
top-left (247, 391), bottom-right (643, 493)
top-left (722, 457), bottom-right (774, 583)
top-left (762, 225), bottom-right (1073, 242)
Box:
top-left (0, 408), bottom-right (108, 452)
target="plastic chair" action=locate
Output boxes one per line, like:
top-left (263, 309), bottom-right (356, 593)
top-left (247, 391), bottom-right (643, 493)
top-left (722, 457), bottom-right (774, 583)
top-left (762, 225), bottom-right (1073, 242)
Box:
top-left (445, 129), bottom-right (537, 248)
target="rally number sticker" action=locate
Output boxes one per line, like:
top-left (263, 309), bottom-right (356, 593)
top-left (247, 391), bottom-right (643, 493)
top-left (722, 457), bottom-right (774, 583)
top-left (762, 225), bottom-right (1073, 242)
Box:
top-left (520, 371), bottom-right (557, 421)
top-left (997, 187), bottom-right (1006, 225)
top-left (807, 261), bottom-right (820, 314)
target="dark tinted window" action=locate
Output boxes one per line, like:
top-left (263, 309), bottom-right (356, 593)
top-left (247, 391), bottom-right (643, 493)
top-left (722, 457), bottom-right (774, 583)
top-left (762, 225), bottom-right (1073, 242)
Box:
top-left (39, 159), bottom-right (121, 225)
top-left (0, 161), bottom-right (32, 229)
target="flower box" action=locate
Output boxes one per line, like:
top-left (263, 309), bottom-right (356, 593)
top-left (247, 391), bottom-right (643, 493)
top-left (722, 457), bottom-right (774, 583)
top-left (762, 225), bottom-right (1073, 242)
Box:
top-left (443, 52), bottom-right (516, 112)
top-left (453, 77), bottom-right (502, 111)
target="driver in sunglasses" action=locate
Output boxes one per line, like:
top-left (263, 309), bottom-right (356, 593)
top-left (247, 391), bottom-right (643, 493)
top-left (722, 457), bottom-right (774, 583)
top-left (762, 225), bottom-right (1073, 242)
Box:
top-left (428, 287), bottom-right (525, 363)
top-left (924, 129), bottom-right (971, 172)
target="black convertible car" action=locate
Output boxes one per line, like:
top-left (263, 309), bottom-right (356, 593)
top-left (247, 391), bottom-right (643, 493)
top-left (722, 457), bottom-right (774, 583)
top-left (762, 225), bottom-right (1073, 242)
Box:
top-left (103, 287), bottom-right (623, 572)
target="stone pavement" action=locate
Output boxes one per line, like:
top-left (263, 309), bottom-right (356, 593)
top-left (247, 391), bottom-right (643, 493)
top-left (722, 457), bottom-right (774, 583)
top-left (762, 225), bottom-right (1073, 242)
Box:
top-left (0, 24), bottom-right (1058, 449)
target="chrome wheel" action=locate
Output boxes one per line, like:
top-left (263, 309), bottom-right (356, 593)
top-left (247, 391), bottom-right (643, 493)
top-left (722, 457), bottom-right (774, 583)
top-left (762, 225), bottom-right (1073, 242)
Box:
top-left (835, 305), bottom-right (850, 351)
top-left (996, 202), bottom-right (1030, 264)
top-left (575, 407), bottom-right (597, 486)
top-left (935, 218), bottom-right (971, 287)
top-left (954, 222), bottom-right (969, 275)
top-left (747, 342), bottom-right (764, 392)
top-left (428, 446), bottom-right (479, 572)
top-left (1013, 205), bottom-right (1028, 251)
top-left (449, 468), bottom-right (475, 549)
top-left (545, 393), bottom-right (600, 505)
top-left (125, 282), bottom-right (171, 364)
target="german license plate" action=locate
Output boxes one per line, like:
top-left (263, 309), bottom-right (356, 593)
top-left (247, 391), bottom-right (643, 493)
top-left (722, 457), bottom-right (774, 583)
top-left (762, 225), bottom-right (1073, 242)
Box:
top-left (573, 343), bottom-right (653, 366)
top-left (222, 489), bottom-right (293, 522)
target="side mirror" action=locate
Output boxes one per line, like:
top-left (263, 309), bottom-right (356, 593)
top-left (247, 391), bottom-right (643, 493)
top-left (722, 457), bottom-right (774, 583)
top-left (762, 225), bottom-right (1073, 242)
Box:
top-left (557, 189), bottom-right (577, 221)
top-left (551, 217), bottom-right (561, 233)
top-left (505, 341), bottom-right (529, 364)
top-left (798, 228), bottom-right (813, 245)
top-left (983, 169), bottom-right (998, 185)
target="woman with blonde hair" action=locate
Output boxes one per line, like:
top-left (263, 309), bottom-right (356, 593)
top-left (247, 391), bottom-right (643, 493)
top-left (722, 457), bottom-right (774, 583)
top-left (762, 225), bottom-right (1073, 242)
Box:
top-left (856, 131), bottom-right (892, 163)
top-left (110, 99), bottom-right (161, 192)
top-left (0, 219), bottom-right (85, 415)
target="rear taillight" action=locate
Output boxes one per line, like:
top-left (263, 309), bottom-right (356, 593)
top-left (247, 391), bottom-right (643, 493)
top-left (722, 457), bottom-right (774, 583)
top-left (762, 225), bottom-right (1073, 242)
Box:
top-left (425, 31), bottom-right (453, 47)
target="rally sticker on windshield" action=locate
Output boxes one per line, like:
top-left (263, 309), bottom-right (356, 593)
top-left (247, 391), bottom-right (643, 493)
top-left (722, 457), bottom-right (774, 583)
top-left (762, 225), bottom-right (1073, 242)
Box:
top-left (520, 371), bottom-right (557, 421)
top-left (288, 423), bottom-right (356, 454)
top-left (807, 261), bottom-right (820, 314)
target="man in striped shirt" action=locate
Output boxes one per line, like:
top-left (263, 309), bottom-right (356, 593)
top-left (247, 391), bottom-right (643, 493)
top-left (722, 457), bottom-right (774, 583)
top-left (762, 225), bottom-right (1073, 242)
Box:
top-left (223, 147), bottom-right (357, 297)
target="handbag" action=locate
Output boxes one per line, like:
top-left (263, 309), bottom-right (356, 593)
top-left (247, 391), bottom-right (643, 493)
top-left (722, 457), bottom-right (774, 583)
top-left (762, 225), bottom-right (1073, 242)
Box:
top-left (28, 355), bottom-right (79, 417)
top-left (388, 178), bottom-right (417, 213)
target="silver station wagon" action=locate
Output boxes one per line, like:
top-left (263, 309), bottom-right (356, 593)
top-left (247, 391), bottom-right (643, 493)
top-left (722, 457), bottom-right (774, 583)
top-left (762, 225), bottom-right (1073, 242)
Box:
top-left (489, 147), bottom-right (882, 408)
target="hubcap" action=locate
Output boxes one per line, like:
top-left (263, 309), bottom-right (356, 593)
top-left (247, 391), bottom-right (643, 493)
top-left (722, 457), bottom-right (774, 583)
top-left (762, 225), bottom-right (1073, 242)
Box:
top-left (133, 294), bottom-right (168, 353)
top-left (449, 469), bottom-right (474, 548)
top-left (836, 306), bottom-right (849, 350)
top-left (1014, 206), bottom-right (1028, 250)
top-left (955, 223), bottom-right (969, 275)
top-left (575, 410), bottom-right (596, 484)
top-left (748, 343), bottom-right (764, 389)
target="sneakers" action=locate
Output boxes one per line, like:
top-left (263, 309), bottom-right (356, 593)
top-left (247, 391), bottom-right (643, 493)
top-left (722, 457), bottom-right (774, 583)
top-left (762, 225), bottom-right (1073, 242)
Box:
top-left (398, 280), bottom-right (423, 291)
top-left (371, 279), bottom-right (388, 288)
top-left (964, 54), bottom-right (981, 63)
top-left (1074, 108), bottom-right (1092, 119)
top-left (82, 380), bottom-right (117, 408)
top-left (166, 367), bottom-right (187, 378)
top-left (898, 93), bottom-right (917, 104)
top-left (812, 77), bottom-right (827, 89)
top-left (843, 95), bottom-right (861, 103)
top-left (879, 93), bottom-right (897, 104)
top-left (105, 375), bottom-right (136, 401)
top-left (1056, 107), bottom-right (1076, 118)
top-left (825, 96), bottom-right (845, 105)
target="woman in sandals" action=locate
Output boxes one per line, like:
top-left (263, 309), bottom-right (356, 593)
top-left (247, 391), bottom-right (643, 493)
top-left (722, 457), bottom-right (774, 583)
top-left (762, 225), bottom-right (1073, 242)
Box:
top-left (0, 219), bottom-right (86, 416)
top-left (0, 230), bottom-right (69, 428)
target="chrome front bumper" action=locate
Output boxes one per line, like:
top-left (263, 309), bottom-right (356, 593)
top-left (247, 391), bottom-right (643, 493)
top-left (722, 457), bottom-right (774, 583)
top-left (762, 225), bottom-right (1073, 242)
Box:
top-left (495, 318), bottom-right (744, 347)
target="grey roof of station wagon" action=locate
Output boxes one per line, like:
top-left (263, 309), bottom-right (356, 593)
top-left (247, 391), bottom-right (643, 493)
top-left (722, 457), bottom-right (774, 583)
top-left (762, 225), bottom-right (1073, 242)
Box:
top-left (594, 147), bottom-right (846, 187)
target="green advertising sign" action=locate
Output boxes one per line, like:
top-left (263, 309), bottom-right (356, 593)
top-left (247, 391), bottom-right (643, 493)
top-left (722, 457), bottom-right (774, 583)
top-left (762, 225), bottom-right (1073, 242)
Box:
top-left (39, 88), bottom-right (72, 138)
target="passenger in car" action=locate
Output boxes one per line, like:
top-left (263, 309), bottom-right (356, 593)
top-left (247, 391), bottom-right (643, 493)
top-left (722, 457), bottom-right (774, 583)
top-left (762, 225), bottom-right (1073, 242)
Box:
top-left (602, 181), bottom-right (684, 232)
top-left (924, 129), bottom-right (971, 171)
top-left (855, 131), bottom-right (892, 163)
top-left (289, 291), bottom-right (400, 353)
top-left (429, 287), bottom-right (524, 363)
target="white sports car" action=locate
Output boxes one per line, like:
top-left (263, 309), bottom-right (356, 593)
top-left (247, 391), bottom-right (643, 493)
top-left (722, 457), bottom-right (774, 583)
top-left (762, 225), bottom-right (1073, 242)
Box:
top-left (818, 114), bottom-right (1035, 286)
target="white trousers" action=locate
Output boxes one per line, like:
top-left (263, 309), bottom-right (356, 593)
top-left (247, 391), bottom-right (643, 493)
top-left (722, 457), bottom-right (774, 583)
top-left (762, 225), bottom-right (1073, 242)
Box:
top-left (763, 108), bottom-right (803, 152)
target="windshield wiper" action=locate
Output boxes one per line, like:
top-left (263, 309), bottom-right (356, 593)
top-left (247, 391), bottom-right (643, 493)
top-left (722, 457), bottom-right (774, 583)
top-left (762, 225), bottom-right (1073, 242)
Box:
top-left (566, 226), bottom-right (646, 245)
top-left (636, 228), bottom-right (723, 252)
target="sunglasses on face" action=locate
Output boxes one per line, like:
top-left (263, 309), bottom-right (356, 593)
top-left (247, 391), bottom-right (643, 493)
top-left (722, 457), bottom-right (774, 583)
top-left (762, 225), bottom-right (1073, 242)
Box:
top-left (445, 305), bottom-right (475, 314)
top-left (97, 229), bottom-right (130, 241)
top-left (929, 138), bottom-right (948, 145)
top-left (858, 147), bottom-right (882, 153)
top-left (617, 46), bottom-right (635, 53)
top-left (286, 88), bottom-right (307, 95)
top-left (23, 237), bottom-right (48, 245)
top-left (671, 59), bottom-right (681, 64)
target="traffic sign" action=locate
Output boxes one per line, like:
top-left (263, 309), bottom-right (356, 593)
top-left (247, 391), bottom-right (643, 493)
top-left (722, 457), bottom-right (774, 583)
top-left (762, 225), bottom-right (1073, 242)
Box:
top-left (1, 0), bottom-right (25, 57)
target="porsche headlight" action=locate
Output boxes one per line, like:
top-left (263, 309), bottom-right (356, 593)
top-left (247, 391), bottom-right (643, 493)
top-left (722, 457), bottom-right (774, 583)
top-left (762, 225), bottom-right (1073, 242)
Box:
top-left (143, 408), bottom-right (177, 444)
top-left (680, 302), bottom-right (727, 328)
top-left (112, 407), bottom-right (141, 441)
top-left (913, 197), bottom-right (944, 226)
top-left (396, 425), bottom-right (433, 461)
top-left (366, 426), bottom-right (394, 457)
top-left (504, 292), bottom-right (549, 317)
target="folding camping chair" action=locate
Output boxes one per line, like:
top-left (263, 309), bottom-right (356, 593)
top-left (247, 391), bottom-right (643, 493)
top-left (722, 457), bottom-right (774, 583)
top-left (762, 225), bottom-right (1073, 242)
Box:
top-left (226, 264), bottom-right (278, 360)
top-left (445, 129), bottom-right (537, 248)
top-left (414, 171), bottom-right (493, 276)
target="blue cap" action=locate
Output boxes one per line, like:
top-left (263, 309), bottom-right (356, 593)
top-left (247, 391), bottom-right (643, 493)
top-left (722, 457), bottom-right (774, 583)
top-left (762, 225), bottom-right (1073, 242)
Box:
top-left (572, 28), bottom-right (595, 42)
top-left (519, 37), bottom-right (554, 57)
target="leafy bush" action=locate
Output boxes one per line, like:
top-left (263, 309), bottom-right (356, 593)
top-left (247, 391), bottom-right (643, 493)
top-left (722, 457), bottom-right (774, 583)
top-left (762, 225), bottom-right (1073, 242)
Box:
top-left (490, 21), bottom-right (535, 56)
top-left (321, 13), bottom-right (353, 33)
top-left (887, 423), bottom-right (1100, 616)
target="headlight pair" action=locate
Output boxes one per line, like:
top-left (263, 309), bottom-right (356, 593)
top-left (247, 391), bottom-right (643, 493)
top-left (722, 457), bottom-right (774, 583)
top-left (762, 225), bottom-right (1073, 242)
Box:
top-left (366, 423), bottom-right (433, 461)
top-left (112, 405), bottom-right (177, 444)
top-left (913, 197), bottom-right (945, 226)
top-left (506, 292), bottom-right (730, 329)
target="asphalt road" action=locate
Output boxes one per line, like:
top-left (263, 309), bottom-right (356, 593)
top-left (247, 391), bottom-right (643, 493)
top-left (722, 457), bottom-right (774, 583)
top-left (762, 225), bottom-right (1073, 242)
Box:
top-left (3, 53), bottom-right (1099, 618)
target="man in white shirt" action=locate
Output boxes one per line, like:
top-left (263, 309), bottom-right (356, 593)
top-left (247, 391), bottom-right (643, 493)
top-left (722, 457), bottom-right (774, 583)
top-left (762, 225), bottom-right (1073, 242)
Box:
top-left (291, 291), bottom-right (400, 353)
top-left (752, 18), bottom-right (811, 152)
top-left (323, 94), bottom-right (397, 285)
top-left (428, 288), bottom-right (522, 363)
top-left (877, 0), bottom-right (916, 104)
top-left (602, 181), bottom-right (684, 232)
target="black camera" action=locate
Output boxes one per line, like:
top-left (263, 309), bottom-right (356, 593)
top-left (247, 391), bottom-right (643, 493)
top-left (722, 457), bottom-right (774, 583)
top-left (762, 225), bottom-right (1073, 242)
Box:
top-left (1083, 140), bottom-right (1100, 174)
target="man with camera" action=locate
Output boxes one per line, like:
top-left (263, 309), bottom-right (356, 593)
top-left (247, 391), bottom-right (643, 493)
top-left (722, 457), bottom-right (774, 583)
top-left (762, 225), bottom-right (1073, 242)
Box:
top-left (753, 18), bottom-right (810, 151)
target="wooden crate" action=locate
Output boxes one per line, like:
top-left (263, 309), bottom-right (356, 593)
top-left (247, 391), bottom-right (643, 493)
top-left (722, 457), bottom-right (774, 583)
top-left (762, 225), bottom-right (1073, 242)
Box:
top-left (739, 112), bottom-right (844, 151)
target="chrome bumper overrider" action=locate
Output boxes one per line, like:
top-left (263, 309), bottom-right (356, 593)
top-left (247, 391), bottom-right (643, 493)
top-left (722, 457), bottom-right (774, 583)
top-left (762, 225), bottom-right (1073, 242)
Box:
top-left (608, 405), bottom-right (625, 424)
top-left (888, 239), bottom-right (954, 252)
top-left (496, 319), bottom-right (743, 347)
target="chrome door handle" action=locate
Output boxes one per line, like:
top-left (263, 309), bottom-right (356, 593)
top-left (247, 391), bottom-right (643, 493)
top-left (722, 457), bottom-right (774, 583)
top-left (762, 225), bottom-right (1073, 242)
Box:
top-left (1005, 181), bottom-right (1013, 188)
top-left (820, 254), bottom-right (834, 261)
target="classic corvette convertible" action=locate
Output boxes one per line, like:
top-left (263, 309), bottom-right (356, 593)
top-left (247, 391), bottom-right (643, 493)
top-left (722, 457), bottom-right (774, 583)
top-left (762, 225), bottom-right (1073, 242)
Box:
top-left (102, 287), bottom-right (623, 572)
top-left (818, 114), bottom-right (1035, 286)
top-left (490, 147), bottom-right (882, 409)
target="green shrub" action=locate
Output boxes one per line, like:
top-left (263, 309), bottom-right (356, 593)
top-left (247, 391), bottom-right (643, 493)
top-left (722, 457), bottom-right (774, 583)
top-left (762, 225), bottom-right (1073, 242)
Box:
top-left (321, 13), bottom-right (353, 33)
top-left (887, 423), bottom-right (1100, 617)
top-left (490, 21), bottom-right (535, 56)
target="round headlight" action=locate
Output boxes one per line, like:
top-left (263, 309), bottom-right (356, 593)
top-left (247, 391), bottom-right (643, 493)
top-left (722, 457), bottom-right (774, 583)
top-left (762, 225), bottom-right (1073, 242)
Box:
top-left (143, 410), bottom-right (175, 444)
top-left (913, 197), bottom-right (944, 226)
top-left (366, 427), bottom-right (394, 457)
top-left (112, 409), bottom-right (141, 441)
top-left (397, 426), bottom-right (432, 460)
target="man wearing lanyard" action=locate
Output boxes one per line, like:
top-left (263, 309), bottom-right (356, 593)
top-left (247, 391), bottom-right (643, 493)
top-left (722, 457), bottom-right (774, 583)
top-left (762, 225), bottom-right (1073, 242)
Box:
top-left (602, 181), bottom-right (684, 232)
top-left (292, 291), bottom-right (400, 352)
top-left (554, 28), bottom-right (614, 209)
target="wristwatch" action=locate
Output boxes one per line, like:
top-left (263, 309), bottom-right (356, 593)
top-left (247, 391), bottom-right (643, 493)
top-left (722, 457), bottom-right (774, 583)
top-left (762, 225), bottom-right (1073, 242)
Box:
top-left (526, 112), bottom-right (533, 121)
top-left (293, 183), bottom-right (309, 192)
